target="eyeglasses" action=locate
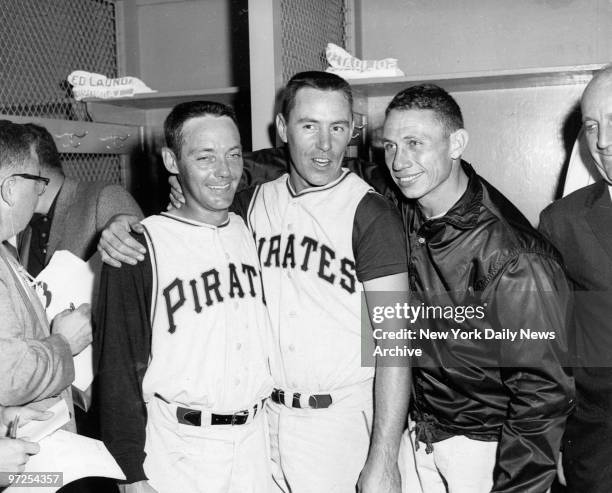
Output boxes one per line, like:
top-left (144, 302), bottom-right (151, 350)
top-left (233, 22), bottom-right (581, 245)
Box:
top-left (9, 173), bottom-right (50, 196)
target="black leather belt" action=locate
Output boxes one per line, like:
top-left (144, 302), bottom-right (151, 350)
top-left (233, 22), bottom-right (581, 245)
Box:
top-left (271, 388), bottom-right (332, 409)
top-left (155, 393), bottom-right (264, 426)
top-left (177, 407), bottom-right (251, 426)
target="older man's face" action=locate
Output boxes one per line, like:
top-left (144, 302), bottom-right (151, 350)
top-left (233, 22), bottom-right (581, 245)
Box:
top-left (582, 75), bottom-right (612, 184)
top-left (6, 146), bottom-right (42, 235)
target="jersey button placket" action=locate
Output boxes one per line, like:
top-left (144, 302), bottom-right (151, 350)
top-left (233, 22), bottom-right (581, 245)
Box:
top-left (216, 226), bottom-right (235, 400)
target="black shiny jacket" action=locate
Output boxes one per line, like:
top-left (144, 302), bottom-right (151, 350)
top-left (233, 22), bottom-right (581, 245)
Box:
top-left (401, 162), bottom-right (575, 493)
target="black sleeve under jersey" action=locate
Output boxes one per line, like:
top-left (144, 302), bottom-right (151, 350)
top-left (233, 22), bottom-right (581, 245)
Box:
top-left (239, 147), bottom-right (289, 191)
top-left (230, 186), bottom-right (258, 222)
top-left (94, 233), bottom-right (153, 483)
top-left (352, 192), bottom-right (408, 282)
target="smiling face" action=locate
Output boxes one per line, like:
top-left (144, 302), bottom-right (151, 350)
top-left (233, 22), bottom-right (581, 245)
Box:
top-left (276, 87), bottom-right (354, 193)
top-left (582, 74), bottom-right (612, 184)
top-left (163, 115), bottom-right (242, 225)
top-left (382, 108), bottom-right (467, 217)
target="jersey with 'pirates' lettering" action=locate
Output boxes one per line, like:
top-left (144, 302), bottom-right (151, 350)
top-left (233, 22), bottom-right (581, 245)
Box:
top-left (234, 169), bottom-right (407, 395)
top-left (140, 212), bottom-right (272, 409)
top-left (96, 212), bottom-right (272, 482)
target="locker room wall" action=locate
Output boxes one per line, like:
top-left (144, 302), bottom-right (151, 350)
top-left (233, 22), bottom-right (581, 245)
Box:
top-left (123, 0), bottom-right (249, 92)
top-left (355, 0), bottom-right (612, 225)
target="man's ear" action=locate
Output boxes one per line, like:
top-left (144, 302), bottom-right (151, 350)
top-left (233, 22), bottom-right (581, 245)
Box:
top-left (161, 147), bottom-right (179, 175)
top-left (0, 176), bottom-right (16, 207)
top-left (449, 128), bottom-right (469, 160)
top-left (347, 118), bottom-right (356, 146)
top-left (276, 113), bottom-right (288, 144)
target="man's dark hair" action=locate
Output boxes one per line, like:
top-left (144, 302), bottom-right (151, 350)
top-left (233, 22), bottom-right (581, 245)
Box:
top-left (164, 100), bottom-right (238, 158)
top-left (0, 120), bottom-right (38, 172)
top-left (281, 71), bottom-right (353, 120)
top-left (386, 84), bottom-right (464, 135)
top-left (24, 123), bottom-right (62, 170)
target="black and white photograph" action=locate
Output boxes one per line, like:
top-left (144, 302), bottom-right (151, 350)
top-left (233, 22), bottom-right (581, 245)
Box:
top-left (0, 1), bottom-right (610, 492)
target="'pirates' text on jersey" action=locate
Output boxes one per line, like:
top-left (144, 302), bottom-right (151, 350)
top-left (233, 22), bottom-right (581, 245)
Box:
top-left (246, 170), bottom-right (383, 393)
top-left (141, 212), bottom-right (272, 410)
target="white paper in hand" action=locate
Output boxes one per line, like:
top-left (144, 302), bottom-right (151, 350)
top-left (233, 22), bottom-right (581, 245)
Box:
top-left (34, 250), bottom-right (96, 319)
top-left (4, 430), bottom-right (126, 493)
top-left (35, 251), bottom-right (100, 390)
top-left (17, 399), bottom-right (70, 443)
top-left (72, 345), bottom-right (94, 391)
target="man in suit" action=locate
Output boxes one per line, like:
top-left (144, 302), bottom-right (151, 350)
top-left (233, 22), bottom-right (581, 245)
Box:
top-left (13, 123), bottom-right (143, 493)
top-left (539, 64), bottom-right (612, 493)
top-left (17, 123), bottom-right (143, 276)
top-left (0, 121), bottom-right (91, 413)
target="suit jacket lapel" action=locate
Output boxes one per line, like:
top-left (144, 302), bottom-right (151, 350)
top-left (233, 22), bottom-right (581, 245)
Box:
top-left (46, 178), bottom-right (78, 264)
top-left (585, 180), bottom-right (612, 263)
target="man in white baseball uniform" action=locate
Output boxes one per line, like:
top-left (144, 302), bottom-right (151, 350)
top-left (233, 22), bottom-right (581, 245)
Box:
top-left (98, 72), bottom-right (411, 493)
top-left (95, 101), bottom-right (273, 493)
top-left (234, 72), bottom-right (410, 493)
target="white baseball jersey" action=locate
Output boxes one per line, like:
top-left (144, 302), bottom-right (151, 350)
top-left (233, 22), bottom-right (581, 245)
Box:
top-left (245, 170), bottom-right (376, 394)
top-left (141, 212), bottom-right (272, 410)
top-left (98, 211), bottom-right (273, 492)
top-left (236, 169), bottom-right (408, 493)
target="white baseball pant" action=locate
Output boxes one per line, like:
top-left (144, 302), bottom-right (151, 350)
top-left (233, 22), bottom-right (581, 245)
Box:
top-left (142, 397), bottom-right (271, 493)
top-left (399, 428), bottom-right (498, 493)
top-left (267, 398), bottom-right (372, 493)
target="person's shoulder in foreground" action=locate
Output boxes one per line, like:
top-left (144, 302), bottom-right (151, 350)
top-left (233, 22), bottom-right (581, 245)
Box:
top-left (541, 180), bottom-right (604, 221)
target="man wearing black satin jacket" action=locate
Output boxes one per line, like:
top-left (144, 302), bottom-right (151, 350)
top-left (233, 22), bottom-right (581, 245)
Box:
top-left (382, 84), bottom-right (574, 493)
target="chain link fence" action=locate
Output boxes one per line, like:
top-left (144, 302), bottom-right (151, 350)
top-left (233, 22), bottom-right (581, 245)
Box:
top-left (0, 0), bottom-right (123, 184)
top-left (279, 0), bottom-right (347, 83)
top-left (61, 153), bottom-right (124, 184)
top-left (0, 0), bottom-right (117, 120)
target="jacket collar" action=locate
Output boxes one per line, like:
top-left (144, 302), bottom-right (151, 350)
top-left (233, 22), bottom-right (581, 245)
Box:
top-left (46, 177), bottom-right (78, 262)
top-left (584, 179), bottom-right (610, 209)
top-left (584, 179), bottom-right (612, 263)
top-left (411, 160), bottom-right (482, 234)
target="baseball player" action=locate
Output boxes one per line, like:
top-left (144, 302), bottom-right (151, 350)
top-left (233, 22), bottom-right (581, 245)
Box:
top-left (98, 72), bottom-right (411, 493)
top-left (233, 72), bottom-right (411, 493)
top-left (95, 101), bottom-right (273, 493)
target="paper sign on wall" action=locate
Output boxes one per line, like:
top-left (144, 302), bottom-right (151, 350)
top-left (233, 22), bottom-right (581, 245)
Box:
top-left (68, 70), bottom-right (156, 101)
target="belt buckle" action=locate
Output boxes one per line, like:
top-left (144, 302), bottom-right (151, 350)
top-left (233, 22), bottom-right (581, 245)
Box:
top-left (231, 410), bottom-right (248, 426)
top-left (177, 407), bottom-right (202, 426)
top-left (292, 392), bottom-right (302, 409)
top-left (309, 394), bottom-right (332, 409)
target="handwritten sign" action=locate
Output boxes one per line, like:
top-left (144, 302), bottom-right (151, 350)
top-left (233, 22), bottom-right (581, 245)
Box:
top-left (68, 70), bottom-right (156, 101)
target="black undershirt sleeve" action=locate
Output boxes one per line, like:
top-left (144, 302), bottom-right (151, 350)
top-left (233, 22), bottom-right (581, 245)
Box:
top-left (94, 233), bottom-right (153, 483)
top-left (230, 186), bottom-right (257, 223)
top-left (352, 192), bottom-right (408, 282)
